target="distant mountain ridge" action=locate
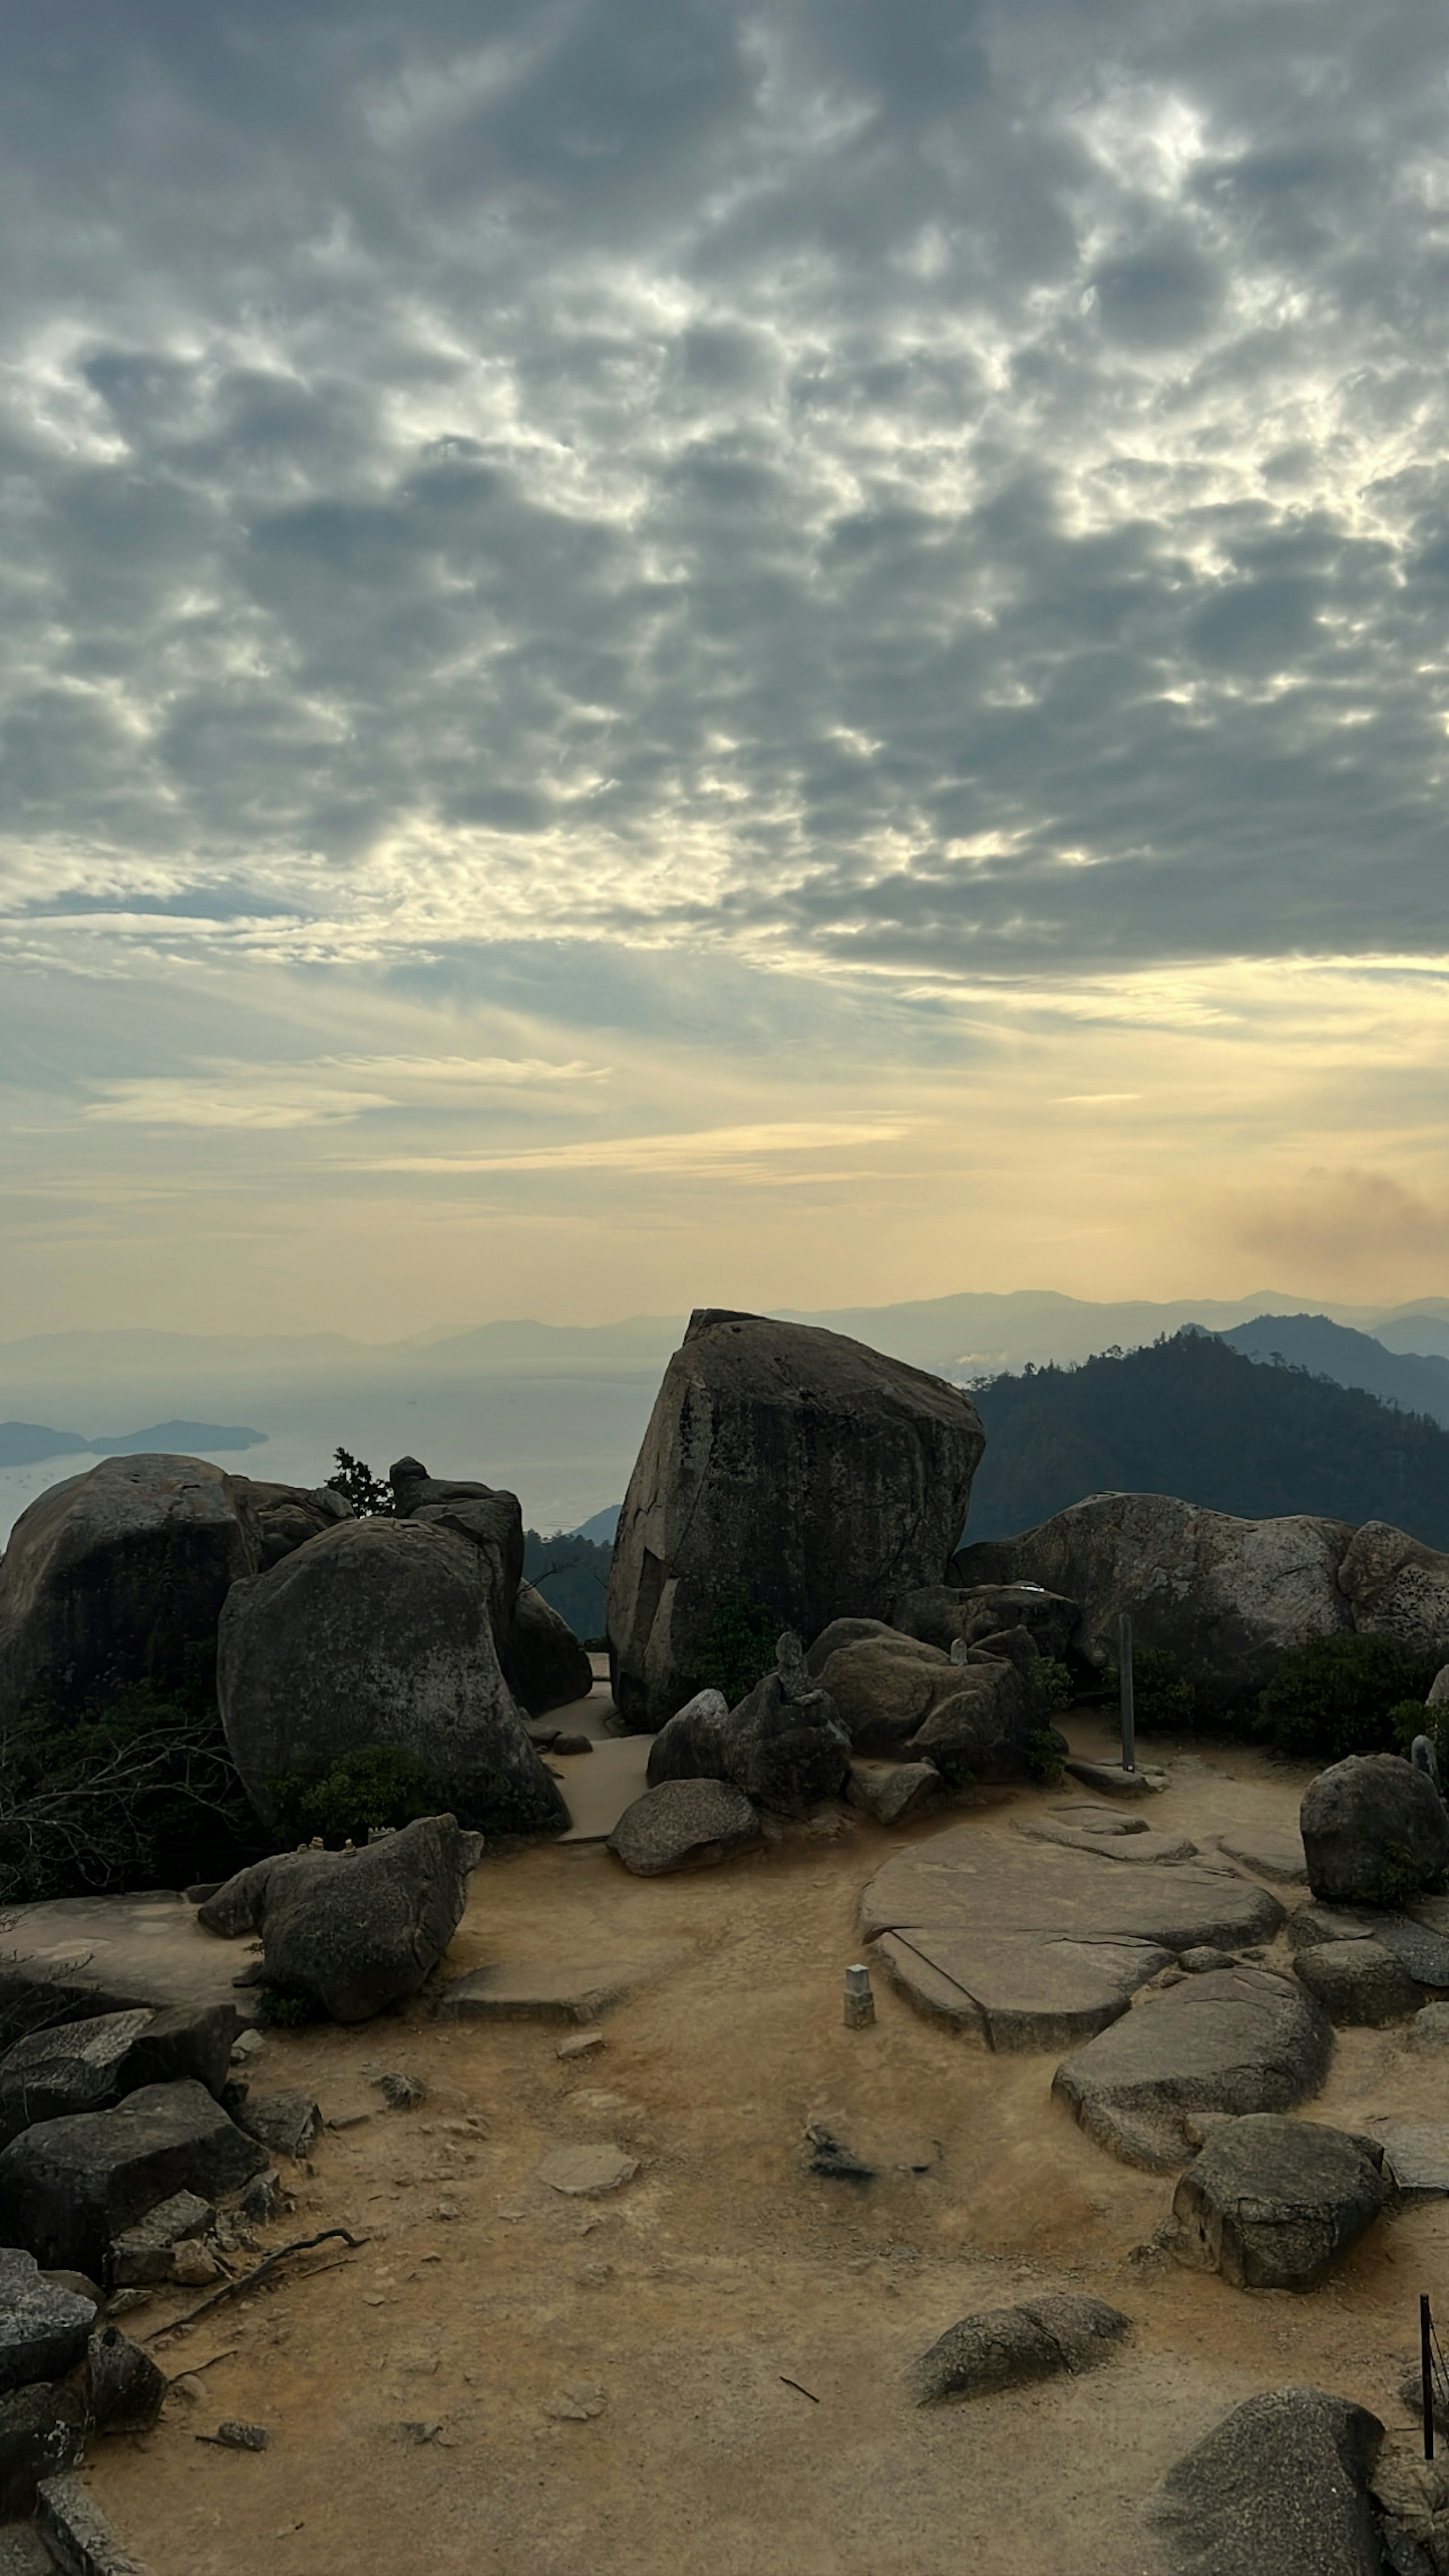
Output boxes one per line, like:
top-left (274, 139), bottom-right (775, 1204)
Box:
top-left (1221, 1313), bottom-right (1449, 1427)
top-left (0, 1420), bottom-right (267, 1469)
top-left (966, 1332), bottom-right (1449, 1547)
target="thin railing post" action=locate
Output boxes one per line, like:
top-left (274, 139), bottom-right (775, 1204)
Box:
top-left (1119, 1612), bottom-right (1135, 1775)
top-left (1423, 2293), bottom-right (1435, 2461)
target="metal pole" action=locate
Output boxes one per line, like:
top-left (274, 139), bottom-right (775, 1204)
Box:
top-left (1424, 2294), bottom-right (1435, 2461)
top-left (1119, 1612), bottom-right (1135, 1775)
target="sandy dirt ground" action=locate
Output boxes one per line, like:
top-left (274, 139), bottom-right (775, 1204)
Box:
top-left (83, 1717), bottom-right (1449, 2576)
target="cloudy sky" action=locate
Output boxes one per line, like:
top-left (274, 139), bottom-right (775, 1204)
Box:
top-left (2, 0), bottom-right (1447, 1338)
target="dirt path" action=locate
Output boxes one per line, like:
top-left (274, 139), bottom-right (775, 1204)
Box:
top-left (86, 1720), bottom-right (1446, 2576)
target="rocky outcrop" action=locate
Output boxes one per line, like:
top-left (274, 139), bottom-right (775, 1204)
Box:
top-left (217, 1516), bottom-right (563, 1835)
top-left (501, 1579), bottom-right (594, 1717)
top-left (818, 1629), bottom-right (1034, 1780)
top-left (1052, 1964), bottom-right (1333, 2170)
top-left (0, 1455), bottom-right (353, 1725)
top-left (956, 1494), bottom-right (1354, 1689)
top-left (1172, 2115), bottom-right (1390, 2288)
top-left (388, 1458), bottom-right (524, 1629)
top-left (644, 1644), bottom-right (850, 1816)
top-left (197, 1812), bottom-right (485, 2022)
top-left (1300, 1753), bottom-right (1449, 1906)
top-left (897, 1583), bottom-right (1079, 1662)
top-left (907, 2293), bottom-right (1130, 2404)
top-left (606, 1310), bottom-right (986, 1730)
top-left (1338, 1521), bottom-right (1449, 1655)
top-left (0, 2003), bottom-right (237, 2146)
top-left (0, 2079), bottom-right (266, 2274)
top-left (607, 1780), bottom-right (763, 1875)
top-left (1148, 2386), bottom-right (1385, 2576)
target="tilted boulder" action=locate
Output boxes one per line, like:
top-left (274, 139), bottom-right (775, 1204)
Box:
top-left (217, 1516), bottom-right (564, 1837)
top-left (1338, 1521), bottom-right (1449, 1655)
top-left (607, 1310), bottom-right (986, 1730)
top-left (646, 1689), bottom-right (730, 1786)
top-left (500, 1579), bottom-right (594, 1717)
top-left (897, 1582), bottom-right (1079, 1662)
top-left (1148, 2386), bottom-right (1385, 2576)
top-left (0, 2079), bottom-right (266, 2275)
top-left (0, 2003), bottom-right (238, 2146)
top-left (1300, 1752), bottom-right (1449, 1906)
top-left (906, 1657), bottom-right (1033, 1782)
top-left (718, 1658), bottom-right (850, 1815)
top-left (1171, 2115), bottom-right (1389, 2289)
top-left (956, 1493), bottom-right (1354, 1690)
top-left (198, 1812), bottom-right (485, 2023)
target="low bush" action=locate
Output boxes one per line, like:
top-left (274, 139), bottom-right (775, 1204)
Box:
top-left (697, 1581), bottom-right (781, 1710)
top-left (268, 1740), bottom-right (567, 1846)
top-left (1255, 1632), bottom-right (1443, 1763)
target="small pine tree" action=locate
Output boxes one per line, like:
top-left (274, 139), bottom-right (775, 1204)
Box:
top-left (326, 1448), bottom-right (394, 1516)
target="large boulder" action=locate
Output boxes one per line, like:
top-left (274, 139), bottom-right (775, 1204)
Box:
top-left (228, 1478), bottom-right (352, 1571)
top-left (607, 1780), bottom-right (763, 1875)
top-left (197, 1812), bottom-right (484, 2022)
top-left (217, 1516), bottom-right (564, 1836)
top-left (955, 1494), bottom-right (1354, 1689)
top-left (606, 1310), bottom-right (986, 1730)
top-left (1300, 1753), bottom-right (1449, 1906)
top-left (1172, 2115), bottom-right (1390, 2288)
top-left (1051, 1964), bottom-right (1333, 2170)
top-left (816, 1629), bottom-right (1035, 1778)
top-left (718, 1664), bottom-right (851, 1815)
top-left (0, 2003), bottom-right (237, 2146)
top-left (0, 2079), bottom-right (266, 2275)
top-left (1147, 2385), bottom-right (1385, 2576)
top-left (500, 1580), bottom-right (594, 1718)
top-left (1338, 1521), bottom-right (1449, 1654)
top-left (0, 1456), bottom-right (259, 1721)
top-left (819, 1634), bottom-right (958, 1752)
top-left (388, 1457), bottom-right (524, 1630)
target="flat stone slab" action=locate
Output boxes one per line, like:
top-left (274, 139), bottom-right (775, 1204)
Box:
top-left (0, 1893), bottom-right (261, 2029)
top-left (438, 1952), bottom-right (680, 2025)
top-left (535, 2143), bottom-right (637, 2197)
top-left (860, 1824), bottom-right (1285, 1952)
top-left (1061, 1759), bottom-right (1166, 1797)
top-left (875, 1929), bottom-right (1172, 2051)
top-left (1290, 1904), bottom-right (1449, 1987)
top-left (1217, 1826), bottom-right (1309, 1885)
top-left (1049, 1804), bottom-right (1148, 1836)
top-left (555, 1736), bottom-right (652, 1843)
top-left (1368, 2120), bottom-right (1449, 2197)
top-left (1052, 1965), bottom-right (1334, 2171)
top-left (1015, 1820), bottom-right (1199, 1864)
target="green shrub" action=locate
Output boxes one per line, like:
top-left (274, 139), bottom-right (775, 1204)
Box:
top-left (256, 1983), bottom-right (318, 2029)
top-left (1024, 1729), bottom-right (1065, 1786)
top-left (1256, 1632), bottom-right (1443, 1763)
top-left (268, 1741), bottom-right (567, 1847)
top-left (325, 1448), bottom-right (393, 1515)
top-left (0, 1648), bottom-right (264, 1906)
top-left (1027, 1657), bottom-right (1073, 1720)
top-left (697, 1581), bottom-right (781, 1709)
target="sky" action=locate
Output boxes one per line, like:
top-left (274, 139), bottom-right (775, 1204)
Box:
top-left (2, 0), bottom-right (1448, 1338)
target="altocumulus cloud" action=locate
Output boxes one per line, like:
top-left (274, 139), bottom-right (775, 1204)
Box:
top-left (0, 0), bottom-right (1445, 993)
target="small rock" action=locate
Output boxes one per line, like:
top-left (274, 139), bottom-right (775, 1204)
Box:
top-left (544, 2383), bottom-right (606, 2421)
top-left (172, 2242), bottom-right (221, 2287)
top-left (1179, 1948), bottom-right (1238, 1974)
top-left (231, 2029), bottom-right (266, 2063)
top-left (847, 1760), bottom-right (942, 1826)
top-left (1294, 1939), bottom-right (1420, 2028)
top-left (235, 2091), bottom-right (322, 2161)
top-left (804, 2120), bottom-right (874, 2182)
top-left (535, 2144), bottom-right (638, 2198)
top-left (606, 1778), bottom-right (762, 1877)
top-left (86, 2325), bottom-right (167, 2431)
top-left (392, 2419), bottom-right (442, 2445)
top-left (0, 2384), bottom-right (86, 2519)
top-left (908, 2293), bottom-right (1131, 2404)
top-left (551, 1734), bottom-right (594, 1756)
top-left (556, 2031), bottom-right (605, 2061)
top-left (1410, 2005), bottom-right (1449, 2051)
top-left (239, 2169), bottom-right (281, 2225)
top-left (109, 2190), bottom-right (214, 2287)
top-left (169, 2375), bottom-right (205, 2405)
top-left (375, 2074), bottom-right (427, 2110)
top-left (213, 2420), bottom-right (270, 2451)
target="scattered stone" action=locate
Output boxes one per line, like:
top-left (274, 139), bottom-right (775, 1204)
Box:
top-left (85, 2327), bottom-right (167, 2433)
top-left (1052, 1966), bottom-right (1334, 2172)
top-left (107, 2190), bottom-right (213, 2287)
top-left (171, 2243), bottom-right (220, 2287)
top-left (0, 2080), bottom-right (265, 2276)
top-left (1147, 2385), bottom-right (1385, 2576)
top-left (608, 1309), bottom-right (986, 1729)
top-left (1217, 1826), bottom-right (1309, 1884)
top-left (1300, 1754), bottom-right (1449, 1906)
top-left (168, 2376), bottom-right (205, 2406)
top-left (1171, 2115), bottom-right (1389, 2288)
top-left (957, 1494), bottom-right (1355, 1693)
top-left (217, 1513), bottom-right (564, 1838)
top-left (234, 2091), bottom-right (322, 2161)
top-left (0, 2387), bottom-right (87, 2520)
top-left (556, 2031), bottom-right (605, 2062)
top-left (391, 2418), bottom-right (443, 2446)
top-left (544, 2383), bottom-right (606, 2421)
top-left (213, 2420), bottom-right (270, 2451)
top-left (804, 2120), bottom-right (874, 2181)
top-left (1373, 2450), bottom-right (1449, 2574)
top-left (607, 1779), bottom-right (762, 1875)
top-left (1294, 1938), bottom-right (1420, 2026)
top-left (846, 1761), bottom-right (942, 1826)
top-left (198, 1814), bottom-right (486, 2024)
top-left (375, 2073), bottom-right (427, 2109)
top-left (230, 2030), bottom-right (265, 2063)
top-left (1369, 2121), bottom-right (1449, 2198)
top-left (535, 2145), bottom-right (638, 2197)
top-left (1409, 2005), bottom-right (1449, 2051)
top-left (0, 2003), bottom-right (240, 2149)
top-left (0, 2249), bottom-right (96, 2396)
top-left (550, 1734), bottom-right (593, 1757)
top-left (1180, 1948), bottom-right (1237, 1973)
top-left (907, 2293), bottom-right (1131, 2404)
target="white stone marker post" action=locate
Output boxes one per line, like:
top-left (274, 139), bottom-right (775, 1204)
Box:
top-left (843, 1964), bottom-right (876, 2028)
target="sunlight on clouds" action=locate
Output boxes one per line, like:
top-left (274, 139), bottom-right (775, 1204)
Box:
top-left (356, 1119), bottom-right (915, 1176)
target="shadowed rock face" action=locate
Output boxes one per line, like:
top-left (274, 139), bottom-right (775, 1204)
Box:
top-left (955, 1492), bottom-right (1355, 1689)
top-left (606, 1310), bottom-right (986, 1732)
top-left (217, 1516), bottom-right (565, 1837)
